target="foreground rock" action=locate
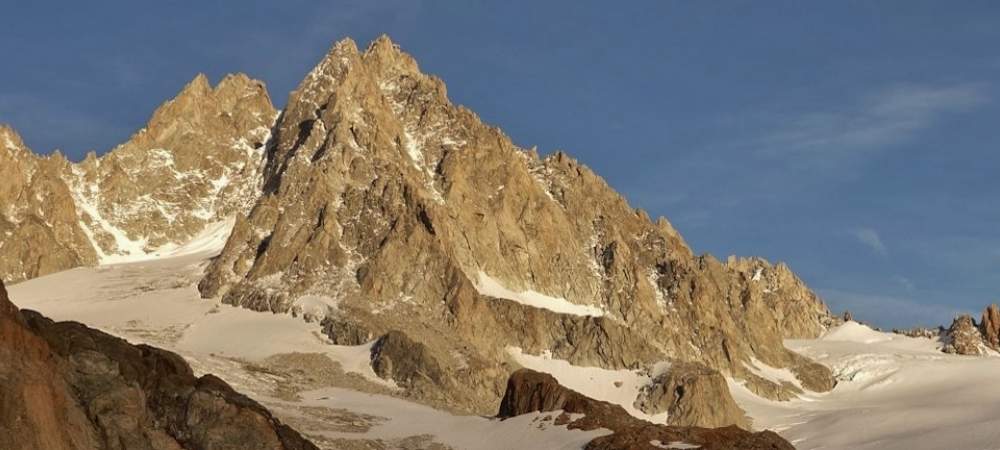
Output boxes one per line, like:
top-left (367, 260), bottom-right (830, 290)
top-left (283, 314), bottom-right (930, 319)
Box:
top-left (499, 369), bottom-right (793, 450)
top-left (199, 35), bottom-right (834, 420)
top-left (0, 279), bottom-right (317, 450)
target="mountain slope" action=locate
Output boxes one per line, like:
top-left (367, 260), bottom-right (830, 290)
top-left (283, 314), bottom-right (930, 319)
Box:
top-left (199, 36), bottom-right (835, 420)
top-left (2, 34), bottom-right (835, 429)
top-left (65, 73), bottom-right (276, 263)
top-left (0, 126), bottom-right (97, 281)
top-left (0, 74), bottom-right (275, 282)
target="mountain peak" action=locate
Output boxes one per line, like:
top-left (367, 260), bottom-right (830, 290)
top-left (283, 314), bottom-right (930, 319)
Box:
top-left (0, 124), bottom-right (26, 154)
top-left (200, 33), bottom-right (835, 423)
top-left (362, 34), bottom-right (420, 78)
top-left (332, 36), bottom-right (361, 55)
top-left (296, 35), bottom-right (419, 98)
top-left (365, 33), bottom-right (399, 55)
top-left (215, 72), bottom-right (268, 96)
top-left (179, 72), bottom-right (212, 98)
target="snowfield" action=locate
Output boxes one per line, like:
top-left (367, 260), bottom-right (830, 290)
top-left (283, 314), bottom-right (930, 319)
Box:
top-left (9, 239), bottom-right (1000, 449)
top-left (6, 248), bottom-right (607, 449)
top-left (732, 321), bottom-right (1000, 450)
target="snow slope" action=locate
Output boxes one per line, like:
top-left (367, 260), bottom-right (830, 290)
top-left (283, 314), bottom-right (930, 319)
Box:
top-left (12, 223), bottom-right (1000, 449)
top-left (732, 321), bottom-right (1000, 450)
top-left (269, 388), bottom-right (609, 450)
top-left (6, 250), bottom-right (606, 449)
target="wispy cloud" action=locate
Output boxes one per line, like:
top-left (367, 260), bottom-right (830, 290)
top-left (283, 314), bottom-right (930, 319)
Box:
top-left (892, 275), bottom-right (916, 291)
top-left (756, 83), bottom-right (990, 161)
top-left (853, 227), bottom-right (887, 256)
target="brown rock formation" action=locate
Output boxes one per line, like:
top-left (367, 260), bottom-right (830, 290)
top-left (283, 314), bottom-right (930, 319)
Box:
top-left (2, 34), bottom-right (836, 430)
top-left (634, 361), bottom-right (749, 428)
top-left (198, 35), bottom-right (835, 420)
top-left (980, 304), bottom-right (1000, 349)
top-left (0, 279), bottom-right (318, 450)
top-left (498, 368), bottom-right (794, 450)
top-left (943, 314), bottom-right (989, 356)
top-left (0, 126), bottom-right (98, 282)
top-left (65, 73), bottom-right (276, 259)
top-left (0, 73), bottom-right (275, 281)
top-left (891, 326), bottom-right (943, 339)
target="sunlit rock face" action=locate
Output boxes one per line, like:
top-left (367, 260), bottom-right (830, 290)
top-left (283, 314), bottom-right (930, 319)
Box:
top-left (199, 36), bottom-right (835, 420)
top-left (0, 74), bottom-right (275, 282)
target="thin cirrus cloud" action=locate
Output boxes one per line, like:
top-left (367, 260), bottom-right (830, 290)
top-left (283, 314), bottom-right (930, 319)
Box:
top-left (853, 227), bottom-right (888, 256)
top-left (755, 82), bottom-right (990, 162)
top-left (892, 275), bottom-right (916, 292)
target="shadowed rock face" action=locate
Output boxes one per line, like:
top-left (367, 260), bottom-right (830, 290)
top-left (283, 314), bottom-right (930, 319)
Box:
top-left (0, 279), bottom-right (318, 450)
top-left (199, 35), bottom-right (834, 419)
top-left (498, 369), bottom-right (794, 450)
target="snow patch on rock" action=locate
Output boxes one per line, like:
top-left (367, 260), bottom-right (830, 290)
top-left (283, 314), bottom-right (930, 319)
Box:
top-left (507, 346), bottom-right (670, 424)
top-left (476, 271), bottom-right (605, 317)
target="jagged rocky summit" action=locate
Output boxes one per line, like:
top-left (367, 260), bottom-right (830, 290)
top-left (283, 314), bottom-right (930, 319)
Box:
top-left (2, 35), bottom-right (837, 429)
top-left (198, 36), bottom-right (835, 418)
top-left (0, 73), bottom-right (274, 281)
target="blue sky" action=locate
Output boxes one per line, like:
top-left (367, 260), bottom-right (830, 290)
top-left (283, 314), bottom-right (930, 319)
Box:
top-left (3, 1), bottom-right (998, 328)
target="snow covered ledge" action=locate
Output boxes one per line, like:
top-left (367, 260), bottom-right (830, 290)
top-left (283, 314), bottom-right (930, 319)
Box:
top-left (474, 271), bottom-right (605, 317)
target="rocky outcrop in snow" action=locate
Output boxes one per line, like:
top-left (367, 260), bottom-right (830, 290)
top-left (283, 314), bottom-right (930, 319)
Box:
top-left (891, 326), bottom-right (943, 339)
top-left (634, 361), bottom-right (749, 428)
top-left (498, 368), bottom-right (794, 450)
top-left (980, 304), bottom-right (1000, 350)
top-left (943, 314), bottom-right (990, 356)
top-left (938, 304), bottom-right (1000, 355)
top-left (0, 279), bottom-right (317, 450)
